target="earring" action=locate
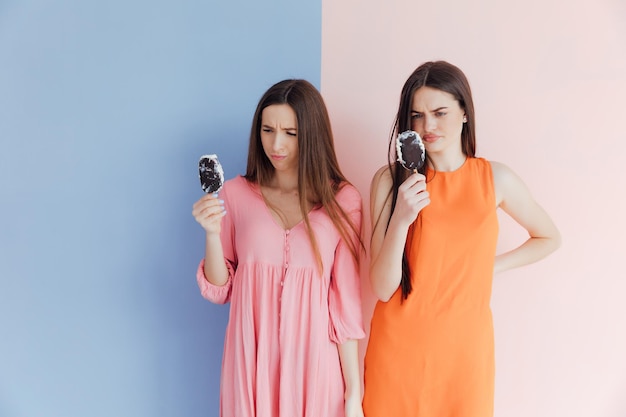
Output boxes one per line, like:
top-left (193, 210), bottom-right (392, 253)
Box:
top-left (463, 116), bottom-right (467, 123)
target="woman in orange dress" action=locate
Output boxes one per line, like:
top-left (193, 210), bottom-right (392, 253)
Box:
top-left (362, 61), bottom-right (561, 417)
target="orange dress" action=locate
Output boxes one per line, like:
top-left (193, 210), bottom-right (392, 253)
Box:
top-left (363, 157), bottom-right (499, 417)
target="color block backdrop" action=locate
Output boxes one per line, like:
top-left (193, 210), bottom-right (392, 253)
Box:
top-left (0, 1), bottom-right (321, 416)
top-left (1, 0), bottom-right (625, 416)
top-left (322, 1), bottom-right (626, 417)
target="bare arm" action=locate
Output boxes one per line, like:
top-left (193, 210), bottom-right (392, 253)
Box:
top-left (368, 166), bottom-right (430, 301)
top-left (337, 339), bottom-right (364, 417)
top-left (491, 161), bottom-right (561, 273)
top-left (191, 193), bottom-right (229, 285)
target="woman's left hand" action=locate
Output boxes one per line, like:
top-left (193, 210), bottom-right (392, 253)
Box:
top-left (345, 394), bottom-right (364, 417)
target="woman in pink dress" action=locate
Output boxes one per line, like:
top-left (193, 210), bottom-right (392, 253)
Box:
top-left (192, 79), bottom-right (366, 417)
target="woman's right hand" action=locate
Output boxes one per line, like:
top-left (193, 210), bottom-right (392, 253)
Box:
top-left (192, 193), bottom-right (226, 235)
top-left (391, 172), bottom-right (430, 228)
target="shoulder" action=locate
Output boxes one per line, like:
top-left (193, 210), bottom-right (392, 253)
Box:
top-left (468, 156), bottom-right (495, 173)
top-left (371, 164), bottom-right (392, 188)
top-left (370, 164), bottom-right (393, 200)
top-left (372, 164), bottom-right (392, 184)
top-left (336, 182), bottom-right (363, 210)
top-left (488, 160), bottom-right (529, 207)
top-left (223, 175), bottom-right (253, 192)
top-left (489, 160), bottom-right (519, 186)
top-left (221, 175), bottom-right (258, 202)
top-left (488, 159), bottom-right (506, 173)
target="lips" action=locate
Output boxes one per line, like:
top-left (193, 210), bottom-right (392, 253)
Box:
top-left (422, 134), bottom-right (439, 143)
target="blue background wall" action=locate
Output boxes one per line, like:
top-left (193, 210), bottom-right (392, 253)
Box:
top-left (0, 1), bottom-right (321, 416)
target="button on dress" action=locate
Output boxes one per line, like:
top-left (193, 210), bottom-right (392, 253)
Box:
top-left (197, 175), bottom-right (365, 417)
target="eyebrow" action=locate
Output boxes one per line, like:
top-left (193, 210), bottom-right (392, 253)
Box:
top-left (261, 124), bottom-right (297, 131)
top-left (411, 107), bottom-right (448, 113)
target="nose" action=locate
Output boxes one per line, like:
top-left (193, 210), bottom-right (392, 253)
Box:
top-left (271, 132), bottom-right (287, 151)
top-left (423, 114), bottom-right (436, 132)
top-left (411, 115), bottom-right (436, 134)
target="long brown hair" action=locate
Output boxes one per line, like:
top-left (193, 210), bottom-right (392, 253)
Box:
top-left (384, 61), bottom-right (477, 299)
top-left (244, 79), bottom-right (364, 273)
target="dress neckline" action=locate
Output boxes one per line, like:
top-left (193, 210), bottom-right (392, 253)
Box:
top-left (426, 156), bottom-right (471, 176)
top-left (249, 179), bottom-right (316, 232)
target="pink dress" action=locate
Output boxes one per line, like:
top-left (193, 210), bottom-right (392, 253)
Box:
top-left (197, 175), bottom-right (365, 417)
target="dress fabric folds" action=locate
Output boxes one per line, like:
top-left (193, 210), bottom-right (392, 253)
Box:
top-left (363, 157), bottom-right (499, 417)
top-left (197, 175), bottom-right (365, 417)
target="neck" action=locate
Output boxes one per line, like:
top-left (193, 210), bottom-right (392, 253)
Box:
top-left (269, 170), bottom-right (299, 193)
top-left (427, 151), bottom-right (467, 172)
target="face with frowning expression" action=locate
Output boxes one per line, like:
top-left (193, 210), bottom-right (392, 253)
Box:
top-left (260, 104), bottom-right (299, 175)
top-left (410, 86), bottom-right (466, 156)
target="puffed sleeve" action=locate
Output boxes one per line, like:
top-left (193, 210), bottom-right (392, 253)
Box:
top-left (328, 185), bottom-right (366, 344)
top-left (196, 181), bottom-right (238, 304)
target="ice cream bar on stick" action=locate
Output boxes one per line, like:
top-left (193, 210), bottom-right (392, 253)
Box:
top-left (199, 154), bottom-right (224, 194)
top-left (396, 130), bottom-right (425, 172)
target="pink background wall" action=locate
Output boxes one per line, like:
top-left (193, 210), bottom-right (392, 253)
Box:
top-left (321, 1), bottom-right (626, 416)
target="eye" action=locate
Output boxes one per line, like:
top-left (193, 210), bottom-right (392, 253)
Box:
top-left (262, 128), bottom-right (273, 133)
top-left (411, 113), bottom-right (423, 120)
top-left (435, 111), bottom-right (447, 117)
top-left (286, 131), bottom-right (297, 137)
